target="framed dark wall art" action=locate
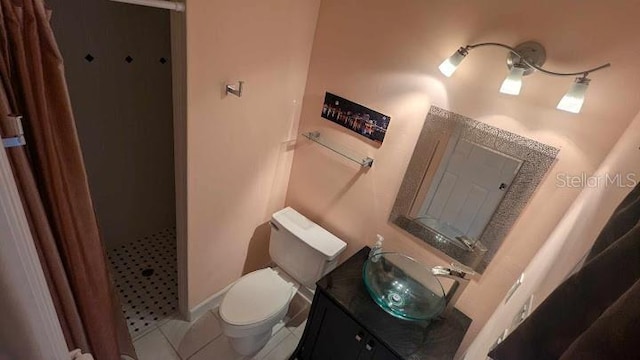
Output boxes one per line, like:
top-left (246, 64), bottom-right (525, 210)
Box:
top-left (321, 92), bottom-right (391, 144)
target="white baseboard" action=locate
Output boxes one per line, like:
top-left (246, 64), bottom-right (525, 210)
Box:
top-left (188, 283), bottom-right (234, 322)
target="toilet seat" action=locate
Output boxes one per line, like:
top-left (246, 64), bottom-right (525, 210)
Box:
top-left (220, 268), bottom-right (295, 326)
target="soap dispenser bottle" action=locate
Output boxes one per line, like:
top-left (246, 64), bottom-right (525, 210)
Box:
top-left (369, 234), bottom-right (384, 262)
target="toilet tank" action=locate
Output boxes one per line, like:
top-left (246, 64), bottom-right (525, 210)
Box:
top-left (269, 207), bottom-right (347, 289)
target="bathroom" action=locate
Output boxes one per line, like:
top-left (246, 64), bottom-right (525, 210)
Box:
top-left (1, 0), bottom-right (640, 360)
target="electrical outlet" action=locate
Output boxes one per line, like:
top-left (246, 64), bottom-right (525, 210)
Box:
top-left (490, 328), bottom-right (509, 352)
top-left (504, 273), bottom-right (525, 304)
top-left (510, 294), bottom-right (534, 331)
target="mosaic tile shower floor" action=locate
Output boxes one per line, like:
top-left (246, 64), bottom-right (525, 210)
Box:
top-left (107, 227), bottom-right (178, 338)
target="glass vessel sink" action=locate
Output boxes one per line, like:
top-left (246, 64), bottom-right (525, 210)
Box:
top-left (363, 252), bottom-right (446, 321)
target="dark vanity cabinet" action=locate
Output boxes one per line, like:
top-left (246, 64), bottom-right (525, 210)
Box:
top-left (291, 247), bottom-right (472, 360)
top-left (301, 291), bottom-right (398, 360)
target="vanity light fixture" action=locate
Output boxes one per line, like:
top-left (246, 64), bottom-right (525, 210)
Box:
top-left (438, 47), bottom-right (469, 77)
top-left (438, 41), bottom-right (610, 113)
top-left (499, 65), bottom-right (526, 95)
top-left (557, 77), bottom-right (591, 113)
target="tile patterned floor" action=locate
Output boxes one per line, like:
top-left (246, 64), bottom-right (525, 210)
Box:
top-left (134, 291), bottom-right (311, 360)
top-left (107, 227), bottom-right (178, 338)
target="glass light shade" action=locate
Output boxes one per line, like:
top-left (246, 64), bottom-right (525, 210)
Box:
top-left (499, 67), bottom-right (526, 95)
top-left (557, 78), bottom-right (590, 114)
top-left (438, 49), bottom-right (467, 77)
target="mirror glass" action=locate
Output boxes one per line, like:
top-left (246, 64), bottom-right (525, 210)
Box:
top-left (390, 106), bottom-right (559, 273)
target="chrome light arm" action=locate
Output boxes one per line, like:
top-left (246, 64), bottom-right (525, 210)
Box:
top-left (464, 42), bottom-right (611, 77)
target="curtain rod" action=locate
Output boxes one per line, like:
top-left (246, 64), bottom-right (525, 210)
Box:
top-left (109, 0), bottom-right (185, 12)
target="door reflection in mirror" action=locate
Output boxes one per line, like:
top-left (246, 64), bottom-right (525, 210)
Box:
top-left (389, 106), bottom-right (559, 273)
top-left (412, 139), bottom-right (522, 247)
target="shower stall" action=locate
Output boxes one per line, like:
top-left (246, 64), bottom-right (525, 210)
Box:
top-left (47, 0), bottom-right (184, 339)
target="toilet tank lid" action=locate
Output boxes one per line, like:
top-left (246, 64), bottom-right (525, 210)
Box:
top-left (272, 207), bottom-right (347, 260)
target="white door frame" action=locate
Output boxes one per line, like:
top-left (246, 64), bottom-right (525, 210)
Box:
top-left (0, 145), bottom-right (69, 360)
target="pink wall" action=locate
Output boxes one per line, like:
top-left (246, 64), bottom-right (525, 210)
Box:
top-left (466, 109), bottom-right (640, 359)
top-left (286, 0), bottom-right (640, 356)
top-left (185, 0), bottom-right (320, 308)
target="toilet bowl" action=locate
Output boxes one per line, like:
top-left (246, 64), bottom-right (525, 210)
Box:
top-left (218, 207), bottom-right (347, 355)
top-left (219, 268), bottom-right (297, 355)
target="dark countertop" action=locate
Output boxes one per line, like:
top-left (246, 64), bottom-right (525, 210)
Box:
top-left (316, 247), bottom-right (472, 360)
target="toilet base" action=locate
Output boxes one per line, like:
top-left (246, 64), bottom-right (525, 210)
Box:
top-left (228, 329), bottom-right (272, 355)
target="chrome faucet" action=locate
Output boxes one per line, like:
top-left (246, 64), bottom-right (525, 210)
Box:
top-left (368, 234), bottom-right (385, 262)
top-left (432, 262), bottom-right (475, 316)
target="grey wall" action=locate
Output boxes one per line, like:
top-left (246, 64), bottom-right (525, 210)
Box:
top-left (47, 0), bottom-right (175, 248)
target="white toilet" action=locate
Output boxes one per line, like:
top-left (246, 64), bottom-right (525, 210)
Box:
top-left (218, 207), bottom-right (347, 355)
